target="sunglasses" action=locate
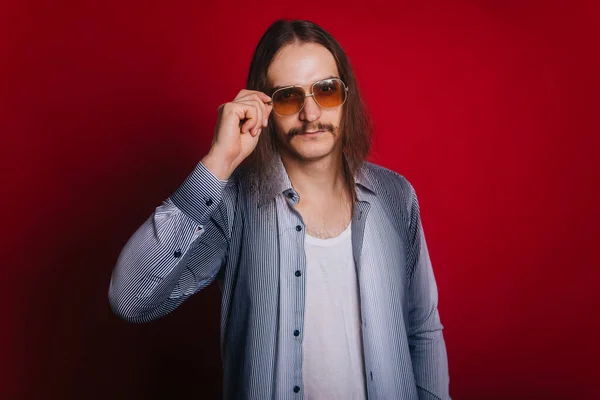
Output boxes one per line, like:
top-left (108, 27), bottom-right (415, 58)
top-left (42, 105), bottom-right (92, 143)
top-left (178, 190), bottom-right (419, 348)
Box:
top-left (267, 78), bottom-right (349, 116)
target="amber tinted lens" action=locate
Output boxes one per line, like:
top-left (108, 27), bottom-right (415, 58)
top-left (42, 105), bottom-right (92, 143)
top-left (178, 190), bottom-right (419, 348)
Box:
top-left (313, 79), bottom-right (345, 108)
top-left (272, 87), bottom-right (305, 116)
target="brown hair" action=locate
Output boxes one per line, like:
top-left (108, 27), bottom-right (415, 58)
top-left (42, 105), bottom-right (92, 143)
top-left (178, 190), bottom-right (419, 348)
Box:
top-left (243, 19), bottom-right (372, 204)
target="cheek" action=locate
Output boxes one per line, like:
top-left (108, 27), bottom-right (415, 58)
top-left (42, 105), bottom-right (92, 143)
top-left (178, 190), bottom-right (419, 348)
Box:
top-left (324, 105), bottom-right (343, 119)
top-left (322, 109), bottom-right (344, 128)
top-left (270, 119), bottom-right (289, 142)
top-left (272, 117), bottom-right (294, 134)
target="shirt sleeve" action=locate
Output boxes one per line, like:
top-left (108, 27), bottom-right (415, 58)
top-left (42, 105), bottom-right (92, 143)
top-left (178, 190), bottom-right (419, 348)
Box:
top-left (405, 182), bottom-right (451, 400)
top-left (108, 161), bottom-right (239, 323)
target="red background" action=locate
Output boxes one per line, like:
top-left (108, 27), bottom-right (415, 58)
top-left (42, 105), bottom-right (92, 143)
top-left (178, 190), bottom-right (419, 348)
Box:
top-left (2, 1), bottom-right (599, 399)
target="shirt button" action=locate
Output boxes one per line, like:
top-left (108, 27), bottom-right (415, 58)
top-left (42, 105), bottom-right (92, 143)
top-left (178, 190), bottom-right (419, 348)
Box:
top-left (293, 329), bottom-right (300, 337)
top-left (173, 249), bottom-right (182, 258)
top-left (295, 225), bottom-right (302, 231)
top-left (205, 198), bottom-right (213, 206)
top-left (295, 270), bottom-right (302, 277)
top-left (293, 386), bottom-right (300, 393)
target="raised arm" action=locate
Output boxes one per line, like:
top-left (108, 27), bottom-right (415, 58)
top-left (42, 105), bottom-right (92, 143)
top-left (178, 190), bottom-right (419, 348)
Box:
top-left (108, 89), bottom-right (273, 323)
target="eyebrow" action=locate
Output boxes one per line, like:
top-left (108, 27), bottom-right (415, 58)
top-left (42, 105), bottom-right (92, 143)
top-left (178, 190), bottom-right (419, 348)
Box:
top-left (270, 75), bottom-right (340, 93)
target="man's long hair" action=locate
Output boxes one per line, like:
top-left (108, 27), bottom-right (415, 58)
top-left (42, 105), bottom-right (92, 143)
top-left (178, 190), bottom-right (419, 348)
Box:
top-left (243, 19), bottom-right (372, 204)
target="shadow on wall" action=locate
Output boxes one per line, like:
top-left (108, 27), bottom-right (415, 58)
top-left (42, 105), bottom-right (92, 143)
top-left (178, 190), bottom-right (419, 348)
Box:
top-left (14, 93), bottom-right (225, 400)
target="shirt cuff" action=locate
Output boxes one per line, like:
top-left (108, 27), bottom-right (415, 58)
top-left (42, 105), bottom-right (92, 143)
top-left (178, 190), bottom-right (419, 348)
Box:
top-left (170, 161), bottom-right (229, 225)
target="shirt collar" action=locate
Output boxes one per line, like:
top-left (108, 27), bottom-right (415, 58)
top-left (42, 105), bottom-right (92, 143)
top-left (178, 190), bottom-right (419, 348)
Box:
top-left (256, 153), bottom-right (376, 208)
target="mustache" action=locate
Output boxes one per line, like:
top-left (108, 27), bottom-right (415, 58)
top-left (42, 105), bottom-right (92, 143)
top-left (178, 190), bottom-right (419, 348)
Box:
top-left (287, 122), bottom-right (336, 139)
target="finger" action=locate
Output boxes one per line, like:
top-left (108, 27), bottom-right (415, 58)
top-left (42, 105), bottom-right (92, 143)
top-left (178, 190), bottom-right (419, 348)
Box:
top-left (224, 102), bottom-right (259, 134)
top-left (235, 90), bottom-right (272, 108)
top-left (252, 94), bottom-right (273, 126)
top-left (236, 104), bottom-right (259, 134)
top-left (255, 91), bottom-right (272, 105)
top-left (237, 99), bottom-right (264, 134)
top-left (235, 94), bottom-right (268, 121)
top-left (264, 102), bottom-right (273, 125)
top-left (221, 102), bottom-right (253, 128)
top-left (233, 91), bottom-right (273, 128)
top-left (237, 101), bottom-right (262, 134)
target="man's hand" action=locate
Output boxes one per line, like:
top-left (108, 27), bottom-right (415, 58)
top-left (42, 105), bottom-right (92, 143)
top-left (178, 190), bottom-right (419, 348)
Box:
top-left (202, 90), bottom-right (273, 180)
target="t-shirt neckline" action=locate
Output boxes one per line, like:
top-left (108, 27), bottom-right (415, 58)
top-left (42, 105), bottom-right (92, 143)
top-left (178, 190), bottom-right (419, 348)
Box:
top-left (304, 222), bottom-right (352, 247)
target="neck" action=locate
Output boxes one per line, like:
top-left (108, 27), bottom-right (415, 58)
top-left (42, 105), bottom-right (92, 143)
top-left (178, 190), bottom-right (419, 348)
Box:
top-left (280, 149), bottom-right (347, 203)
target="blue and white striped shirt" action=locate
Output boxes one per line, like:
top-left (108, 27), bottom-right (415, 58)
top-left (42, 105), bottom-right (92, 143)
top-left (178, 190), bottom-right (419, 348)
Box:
top-left (109, 155), bottom-right (451, 400)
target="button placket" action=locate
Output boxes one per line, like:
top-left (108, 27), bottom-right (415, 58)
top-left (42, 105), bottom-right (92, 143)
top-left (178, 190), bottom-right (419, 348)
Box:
top-left (277, 195), bottom-right (306, 398)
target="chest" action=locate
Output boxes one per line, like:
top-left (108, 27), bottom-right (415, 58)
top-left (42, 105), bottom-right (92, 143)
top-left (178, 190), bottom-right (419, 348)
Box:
top-left (294, 196), bottom-right (352, 239)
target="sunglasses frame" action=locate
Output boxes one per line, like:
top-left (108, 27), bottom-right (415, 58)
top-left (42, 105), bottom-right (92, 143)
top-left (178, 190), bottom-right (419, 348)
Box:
top-left (267, 78), bottom-right (349, 117)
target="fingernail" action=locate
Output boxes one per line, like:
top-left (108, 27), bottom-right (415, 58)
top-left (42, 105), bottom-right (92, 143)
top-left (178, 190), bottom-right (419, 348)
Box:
top-left (263, 118), bottom-right (268, 127)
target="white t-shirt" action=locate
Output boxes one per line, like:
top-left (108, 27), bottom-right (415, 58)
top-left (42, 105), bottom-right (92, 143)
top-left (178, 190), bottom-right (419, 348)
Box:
top-left (302, 223), bottom-right (368, 400)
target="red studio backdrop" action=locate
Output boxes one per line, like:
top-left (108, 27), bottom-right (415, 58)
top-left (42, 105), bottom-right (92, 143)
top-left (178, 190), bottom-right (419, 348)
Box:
top-left (1, 1), bottom-right (599, 399)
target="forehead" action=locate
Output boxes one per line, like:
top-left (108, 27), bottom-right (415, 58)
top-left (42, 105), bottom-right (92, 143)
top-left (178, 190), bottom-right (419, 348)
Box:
top-left (267, 42), bottom-right (339, 89)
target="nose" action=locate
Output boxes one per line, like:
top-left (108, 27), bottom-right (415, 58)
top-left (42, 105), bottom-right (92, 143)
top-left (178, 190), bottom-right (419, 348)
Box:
top-left (299, 94), bottom-right (321, 123)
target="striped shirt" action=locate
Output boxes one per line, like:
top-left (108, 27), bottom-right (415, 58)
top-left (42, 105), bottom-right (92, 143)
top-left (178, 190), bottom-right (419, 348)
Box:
top-left (108, 154), bottom-right (451, 400)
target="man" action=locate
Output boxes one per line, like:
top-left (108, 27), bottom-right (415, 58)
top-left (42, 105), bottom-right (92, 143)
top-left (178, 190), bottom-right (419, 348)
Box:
top-left (109, 19), bottom-right (450, 400)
